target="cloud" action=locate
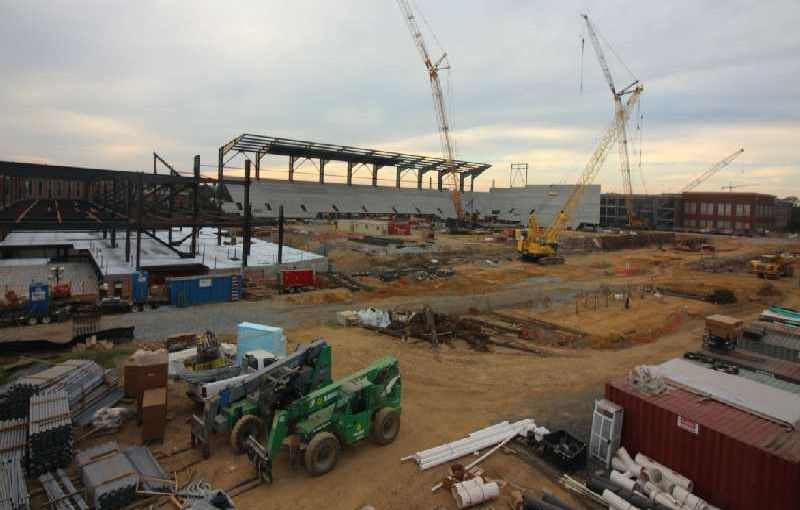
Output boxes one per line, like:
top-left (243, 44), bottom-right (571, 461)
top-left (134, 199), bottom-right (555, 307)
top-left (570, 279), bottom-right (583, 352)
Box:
top-left (0, 0), bottom-right (797, 197)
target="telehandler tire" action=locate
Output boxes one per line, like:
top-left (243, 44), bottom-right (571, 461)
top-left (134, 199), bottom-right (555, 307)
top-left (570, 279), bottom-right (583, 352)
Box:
top-left (231, 415), bottom-right (264, 453)
top-left (305, 432), bottom-right (340, 477)
top-left (372, 407), bottom-right (400, 446)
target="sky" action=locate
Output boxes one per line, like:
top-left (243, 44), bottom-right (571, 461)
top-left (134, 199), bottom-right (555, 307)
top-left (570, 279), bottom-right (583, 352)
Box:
top-left (1, 0), bottom-right (798, 196)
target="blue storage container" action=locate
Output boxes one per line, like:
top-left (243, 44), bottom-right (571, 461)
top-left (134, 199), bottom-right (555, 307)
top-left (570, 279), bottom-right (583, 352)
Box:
top-left (236, 322), bottom-right (286, 365)
top-left (167, 274), bottom-right (242, 308)
top-left (28, 282), bottom-right (49, 316)
top-left (131, 271), bottom-right (149, 302)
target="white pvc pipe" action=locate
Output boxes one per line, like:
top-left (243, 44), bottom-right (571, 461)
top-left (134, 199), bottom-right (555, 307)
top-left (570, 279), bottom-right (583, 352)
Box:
top-left (653, 491), bottom-right (682, 510)
top-left (635, 453), bottom-right (693, 492)
top-left (616, 447), bottom-right (640, 472)
top-left (672, 485), bottom-right (707, 510)
top-left (602, 489), bottom-right (642, 510)
top-left (643, 467), bottom-right (663, 484)
top-left (452, 479), bottom-right (499, 509)
top-left (610, 470), bottom-right (637, 492)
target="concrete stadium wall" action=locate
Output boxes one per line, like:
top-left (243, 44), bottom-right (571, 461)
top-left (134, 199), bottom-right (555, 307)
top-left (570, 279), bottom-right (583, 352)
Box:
top-left (224, 179), bottom-right (600, 228)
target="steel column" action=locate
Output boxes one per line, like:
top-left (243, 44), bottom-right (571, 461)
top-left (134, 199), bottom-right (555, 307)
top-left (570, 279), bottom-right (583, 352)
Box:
top-left (242, 160), bottom-right (251, 267)
top-left (191, 155), bottom-right (200, 256)
top-left (217, 146), bottom-right (224, 246)
top-left (278, 205), bottom-right (284, 264)
top-left (372, 164), bottom-right (380, 186)
top-left (125, 180), bottom-right (131, 263)
top-left (136, 173), bottom-right (144, 270)
top-left (320, 159), bottom-right (328, 184)
top-left (288, 155), bottom-right (297, 182)
top-left (255, 151), bottom-right (261, 180)
top-left (347, 161), bottom-right (354, 186)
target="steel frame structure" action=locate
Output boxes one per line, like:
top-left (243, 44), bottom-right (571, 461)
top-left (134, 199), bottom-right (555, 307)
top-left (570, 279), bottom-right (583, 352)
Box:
top-left (0, 158), bottom-right (272, 270)
top-left (217, 134), bottom-right (490, 194)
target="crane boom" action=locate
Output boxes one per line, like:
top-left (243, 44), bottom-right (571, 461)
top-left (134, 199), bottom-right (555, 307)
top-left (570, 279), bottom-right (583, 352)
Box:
top-left (581, 14), bottom-right (641, 226)
top-left (396, 0), bottom-right (463, 220)
top-left (581, 14), bottom-right (616, 95)
top-left (681, 148), bottom-right (745, 193)
top-left (543, 86), bottom-right (643, 242)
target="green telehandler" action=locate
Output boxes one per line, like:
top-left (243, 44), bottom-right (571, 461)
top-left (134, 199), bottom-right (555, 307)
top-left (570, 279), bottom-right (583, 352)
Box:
top-left (243, 355), bottom-right (402, 484)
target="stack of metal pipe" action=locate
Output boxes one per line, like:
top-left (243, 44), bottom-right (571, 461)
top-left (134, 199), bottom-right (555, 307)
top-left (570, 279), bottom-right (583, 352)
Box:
top-left (0, 456), bottom-right (29, 510)
top-left (0, 360), bottom-right (106, 422)
top-left (0, 419), bottom-right (27, 463)
top-left (39, 470), bottom-right (89, 510)
top-left (28, 391), bottom-right (72, 476)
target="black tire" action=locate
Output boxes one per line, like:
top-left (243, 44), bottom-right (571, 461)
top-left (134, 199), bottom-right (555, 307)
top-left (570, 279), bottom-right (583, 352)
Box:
top-left (230, 415), bottom-right (265, 454)
top-left (41, 315), bottom-right (52, 325)
top-left (304, 432), bottom-right (340, 477)
top-left (27, 316), bottom-right (39, 326)
top-left (372, 407), bottom-right (400, 446)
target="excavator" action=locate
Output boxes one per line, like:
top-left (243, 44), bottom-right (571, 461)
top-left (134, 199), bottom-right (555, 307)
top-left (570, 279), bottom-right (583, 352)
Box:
top-left (243, 356), bottom-right (402, 484)
top-left (517, 85), bottom-right (643, 264)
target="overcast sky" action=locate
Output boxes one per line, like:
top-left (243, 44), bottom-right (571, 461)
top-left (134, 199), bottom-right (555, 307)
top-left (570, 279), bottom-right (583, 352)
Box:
top-left (1, 0), bottom-right (798, 196)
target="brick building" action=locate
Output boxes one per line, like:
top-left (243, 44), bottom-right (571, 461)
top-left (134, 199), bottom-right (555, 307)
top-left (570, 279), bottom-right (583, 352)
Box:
top-left (678, 192), bottom-right (777, 234)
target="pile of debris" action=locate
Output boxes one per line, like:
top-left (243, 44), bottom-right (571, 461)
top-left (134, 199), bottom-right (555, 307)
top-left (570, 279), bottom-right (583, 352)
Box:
top-left (352, 307), bottom-right (546, 354)
top-left (656, 286), bottom-right (736, 305)
top-left (689, 255), bottom-right (752, 273)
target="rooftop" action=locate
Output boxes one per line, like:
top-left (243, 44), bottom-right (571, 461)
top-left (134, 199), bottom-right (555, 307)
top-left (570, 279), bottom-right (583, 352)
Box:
top-left (0, 228), bottom-right (322, 276)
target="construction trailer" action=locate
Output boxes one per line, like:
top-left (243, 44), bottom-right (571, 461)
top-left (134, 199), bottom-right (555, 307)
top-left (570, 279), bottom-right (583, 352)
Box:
top-left (606, 377), bottom-right (800, 510)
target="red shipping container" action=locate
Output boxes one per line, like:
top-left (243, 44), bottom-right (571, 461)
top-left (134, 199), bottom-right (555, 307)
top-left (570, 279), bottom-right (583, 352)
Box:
top-left (606, 377), bottom-right (800, 510)
top-left (279, 269), bottom-right (315, 292)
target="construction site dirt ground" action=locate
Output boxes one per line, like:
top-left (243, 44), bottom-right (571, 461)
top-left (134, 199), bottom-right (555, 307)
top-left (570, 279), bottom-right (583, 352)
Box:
top-left (9, 234), bottom-right (800, 510)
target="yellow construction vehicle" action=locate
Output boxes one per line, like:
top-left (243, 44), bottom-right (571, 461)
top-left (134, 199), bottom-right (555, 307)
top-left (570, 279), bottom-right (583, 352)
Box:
top-left (518, 85), bottom-right (643, 264)
top-left (750, 254), bottom-right (795, 279)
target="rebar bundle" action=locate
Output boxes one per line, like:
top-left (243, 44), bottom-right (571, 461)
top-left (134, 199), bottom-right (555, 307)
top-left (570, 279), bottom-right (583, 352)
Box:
top-left (0, 456), bottom-right (29, 510)
top-left (0, 419), bottom-right (27, 463)
top-left (28, 391), bottom-right (72, 476)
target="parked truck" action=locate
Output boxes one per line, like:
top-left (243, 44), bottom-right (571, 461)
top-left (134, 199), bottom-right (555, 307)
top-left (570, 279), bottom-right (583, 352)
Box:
top-left (750, 254), bottom-right (795, 279)
top-left (0, 283), bottom-right (73, 326)
top-left (98, 271), bottom-right (170, 313)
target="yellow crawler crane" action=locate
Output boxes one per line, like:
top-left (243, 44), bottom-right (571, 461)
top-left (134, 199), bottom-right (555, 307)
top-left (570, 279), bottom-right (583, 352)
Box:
top-left (518, 86), bottom-right (643, 264)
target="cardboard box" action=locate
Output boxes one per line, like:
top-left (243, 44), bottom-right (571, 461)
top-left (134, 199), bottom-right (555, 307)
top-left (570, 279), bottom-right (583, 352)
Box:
top-left (141, 387), bottom-right (167, 444)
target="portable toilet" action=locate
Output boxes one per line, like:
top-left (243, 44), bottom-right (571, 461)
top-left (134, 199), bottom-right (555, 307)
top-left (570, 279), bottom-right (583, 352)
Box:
top-left (131, 271), bottom-right (149, 303)
top-left (236, 322), bottom-right (286, 365)
top-left (28, 282), bottom-right (49, 316)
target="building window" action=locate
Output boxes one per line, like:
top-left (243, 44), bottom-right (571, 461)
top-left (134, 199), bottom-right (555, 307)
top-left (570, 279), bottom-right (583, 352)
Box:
top-left (719, 203), bottom-right (731, 216)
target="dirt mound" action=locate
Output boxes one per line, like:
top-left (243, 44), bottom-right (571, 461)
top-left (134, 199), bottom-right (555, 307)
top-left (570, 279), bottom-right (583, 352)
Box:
top-left (283, 288), bottom-right (354, 305)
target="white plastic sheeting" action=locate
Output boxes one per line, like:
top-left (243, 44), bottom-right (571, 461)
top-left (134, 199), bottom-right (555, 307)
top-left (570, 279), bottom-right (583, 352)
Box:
top-left (646, 358), bottom-right (800, 428)
top-left (402, 419), bottom-right (545, 471)
top-left (356, 308), bottom-right (391, 329)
